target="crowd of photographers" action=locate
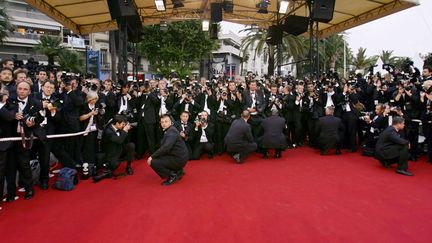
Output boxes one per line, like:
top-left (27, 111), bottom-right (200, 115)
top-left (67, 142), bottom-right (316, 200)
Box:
top-left (1, 56), bottom-right (432, 208)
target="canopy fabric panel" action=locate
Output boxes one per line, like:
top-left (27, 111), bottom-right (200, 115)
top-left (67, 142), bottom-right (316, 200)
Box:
top-left (24, 0), bottom-right (419, 37)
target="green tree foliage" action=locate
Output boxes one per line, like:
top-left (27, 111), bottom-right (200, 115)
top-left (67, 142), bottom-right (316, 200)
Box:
top-left (351, 47), bottom-right (378, 71)
top-left (34, 35), bottom-right (64, 65)
top-left (138, 20), bottom-right (218, 78)
top-left (0, 0), bottom-right (12, 44)
top-left (241, 28), bottom-right (307, 75)
top-left (379, 50), bottom-right (397, 65)
top-left (58, 49), bottom-right (85, 73)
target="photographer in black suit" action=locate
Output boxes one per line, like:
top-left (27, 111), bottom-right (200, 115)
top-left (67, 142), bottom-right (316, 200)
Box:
top-left (6, 81), bottom-right (44, 201)
top-left (258, 109), bottom-right (286, 159)
top-left (136, 86), bottom-right (160, 159)
top-left (173, 111), bottom-right (193, 157)
top-left (0, 89), bottom-right (15, 209)
top-left (317, 107), bottom-right (344, 155)
top-left (190, 111), bottom-right (215, 160)
top-left (375, 116), bottom-right (413, 176)
top-left (93, 115), bottom-right (135, 182)
top-left (148, 115), bottom-right (189, 186)
top-left (224, 110), bottom-right (257, 163)
top-left (32, 80), bottom-right (61, 189)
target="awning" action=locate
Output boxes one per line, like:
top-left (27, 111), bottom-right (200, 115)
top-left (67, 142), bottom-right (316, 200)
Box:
top-left (11, 20), bottom-right (61, 31)
top-left (24, 0), bottom-right (419, 37)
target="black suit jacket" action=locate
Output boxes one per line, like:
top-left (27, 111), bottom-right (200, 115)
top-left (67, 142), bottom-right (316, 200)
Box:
top-left (173, 120), bottom-right (193, 140)
top-left (317, 115), bottom-right (344, 145)
top-left (0, 103), bottom-right (17, 151)
top-left (102, 125), bottom-right (129, 163)
top-left (137, 93), bottom-right (160, 124)
top-left (190, 122), bottom-right (215, 146)
top-left (242, 90), bottom-right (266, 115)
top-left (152, 126), bottom-right (189, 162)
top-left (32, 92), bottom-right (61, 135)
top-left (224, 118), bottom-right (254, 150)
top-left (59, 90), bottom-right (84, 133)
top-left (258, 115), bottom-right (286, 149)
top-left (375, 126), bottom-right (409, 160)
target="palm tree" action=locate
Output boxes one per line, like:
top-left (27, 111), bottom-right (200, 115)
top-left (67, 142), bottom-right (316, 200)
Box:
top-left (58, 49), bottom-right (85, 73)
top-left (34, 35), bottom-right (64, 65)
top-left (379, 50), bottom-right (397, 65)
top-left (0, 0), bottom-right (13, 43)
top-left (241, 28), bottom-right (307, 75)
top-left (351, 47), bottom-right (378, 71)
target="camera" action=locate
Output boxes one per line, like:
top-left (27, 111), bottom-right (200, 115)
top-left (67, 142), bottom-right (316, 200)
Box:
top-left (404, 86), bottom-right (412, 92)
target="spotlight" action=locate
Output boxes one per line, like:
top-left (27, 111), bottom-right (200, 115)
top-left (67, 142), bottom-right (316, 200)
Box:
top-left (160, 21), bottom-right (168, 31)
top-left (202, 20), bottom-right (210, 31)
top-left (223, 0), bottom-right (234, 13)
top-left (172, 0), bottom-right (184, 8)
top-left (256, 0), bottom-right (270, 14)
top-left (279, 1), bottom-right (289, 14)
top-left (155, 0), bottom-right (166, 11)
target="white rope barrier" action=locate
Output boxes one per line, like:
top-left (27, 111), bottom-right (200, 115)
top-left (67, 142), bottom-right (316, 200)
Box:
top-left (0, 130), bottom-right (96, 142)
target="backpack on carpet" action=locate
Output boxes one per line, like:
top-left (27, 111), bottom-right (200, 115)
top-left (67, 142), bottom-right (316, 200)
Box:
top-left (54, 168), bottom-right (78, 191)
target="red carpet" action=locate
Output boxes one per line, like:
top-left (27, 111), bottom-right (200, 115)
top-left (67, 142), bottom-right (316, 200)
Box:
top-left (1, 148), bottom-right (432, 243)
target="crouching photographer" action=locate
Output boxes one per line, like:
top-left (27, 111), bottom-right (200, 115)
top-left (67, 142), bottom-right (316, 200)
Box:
top-left (420, 80), bottom-right (432, 163)
top-left (93, 115), bottom-right (135, 183)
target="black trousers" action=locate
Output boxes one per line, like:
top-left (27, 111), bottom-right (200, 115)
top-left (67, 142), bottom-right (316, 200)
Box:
top-left (6, 143), bottom-right (33, 196)
top-left (342, 112), bottom-right (357, 150)
top-left (215, 122), bottom-right (230, 154)
top-left (107, 143), bottom-right (135, 171)
top-left (378, 144), bottom-right (409, 171)
top-left (426, 123), bottom-right (432, 162)
top-left (191, 142), bottom-right (213, 160)
top-left (150, 155), bottom-right (187, 179)
top-left (32, 140), bottom-right (51, 183)
top-left (292, 116), bottom-right (303, 145)
top-left (81, 132), bottom-right (97, 165)
top-left (0, 151), bottom-right (7, 198)
top-left (136, 122), bottom-right (157, 156)
top-left (227, 142), bottom-right (257, 160)
top-left (407, 121), bottom-right (419, 159)
top-left (50, 138), bottom-right (75, 169)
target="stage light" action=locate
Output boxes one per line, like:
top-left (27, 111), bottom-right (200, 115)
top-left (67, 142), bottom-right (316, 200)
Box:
top-left (172, 0), bottom-right (184, 8)
top-left (155, 0), bottom-right (166, 11)
top-left (160, 21), bottom-right (168, 31)
top-left (202, 20), bottom-right (210, 31)
top-left (223, 0), bottom-right (234, 13)
top-left (256, 0), bottom-right (270, 14)
top-left (279, 1), bottom-right (289, 14)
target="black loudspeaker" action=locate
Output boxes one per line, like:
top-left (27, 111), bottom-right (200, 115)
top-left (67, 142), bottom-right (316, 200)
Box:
top-left (312, 0), bottom-right (336, 23)
top-left (210, 23), bottom-right (218, 39)
top-left (107, 0), bottom-right (137, 20)
top-left (283, 15), bottom-right (309, 36)
top-left (211, 3), bottom-right (223, 23)
top-left (266, 25), bottom-right (283, 45)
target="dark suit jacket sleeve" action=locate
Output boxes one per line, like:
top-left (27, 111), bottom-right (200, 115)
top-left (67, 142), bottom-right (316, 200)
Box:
top-left (245, 124), bottom-right (254, 142)
top-left (152, 130), bottom-right (177, 159)
top-left (389, 130), bottom-right (409, 145)
top-left (0, 106), bottom-right (15, 121)
top-left (106, 129), bottom-right (128, 145)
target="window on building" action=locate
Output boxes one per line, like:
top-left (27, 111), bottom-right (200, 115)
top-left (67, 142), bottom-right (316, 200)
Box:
top-left (100, 49), bottom-right (108, 65)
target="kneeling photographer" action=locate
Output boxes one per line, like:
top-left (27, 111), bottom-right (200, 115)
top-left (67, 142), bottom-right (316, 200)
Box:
top-left (93, 115), bottom-right (135, 183)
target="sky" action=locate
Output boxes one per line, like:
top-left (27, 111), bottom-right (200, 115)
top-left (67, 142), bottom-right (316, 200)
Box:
top-left (220, 0), bottom-right (432, 69)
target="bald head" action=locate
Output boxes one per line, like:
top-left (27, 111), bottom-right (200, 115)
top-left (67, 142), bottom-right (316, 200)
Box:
top-left (241, 110), bottom-right (251, 120)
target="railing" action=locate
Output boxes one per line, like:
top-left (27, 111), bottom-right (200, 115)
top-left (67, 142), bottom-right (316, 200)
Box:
top-left (8, 9), bottom-right (55, 22)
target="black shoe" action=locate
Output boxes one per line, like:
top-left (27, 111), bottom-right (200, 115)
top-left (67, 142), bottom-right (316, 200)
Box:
top-left (233, 153), bottom-right (243, 164)
top-left (380, 160), bottom-right (391, 168)
top-left (335, 149), bottom-right (342, 155)
top-left (5, 195), bottom-right (18, 202)
top-left (24, 189), bottom-right (35, 200)
top-left (348, 149), bottom-right (357, 153)
top-left (40, 181), bottom-right (49, 190)
top-left (263, 152), bottom-right (269, 159)
top-left (208, 154), bottom-right (213, 159)
top-left (275, 152), bottom-right (282, 159)
top-left (126, 166), bottom-right (134, 175)
top-left (409, 156), bottom-right (418, 162)
top-left (162, 173), bottom-right (179, 186)
top-left (135, 154), bottom-right (143, 160)
top-left (396, 169), bottom-right (413, 176)
top-left (321, 150), bottom-right (328, 156)
top-left (177, 169), bottom-right (185, 180)
top-left (93, 170), bottom-right (112, 183)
